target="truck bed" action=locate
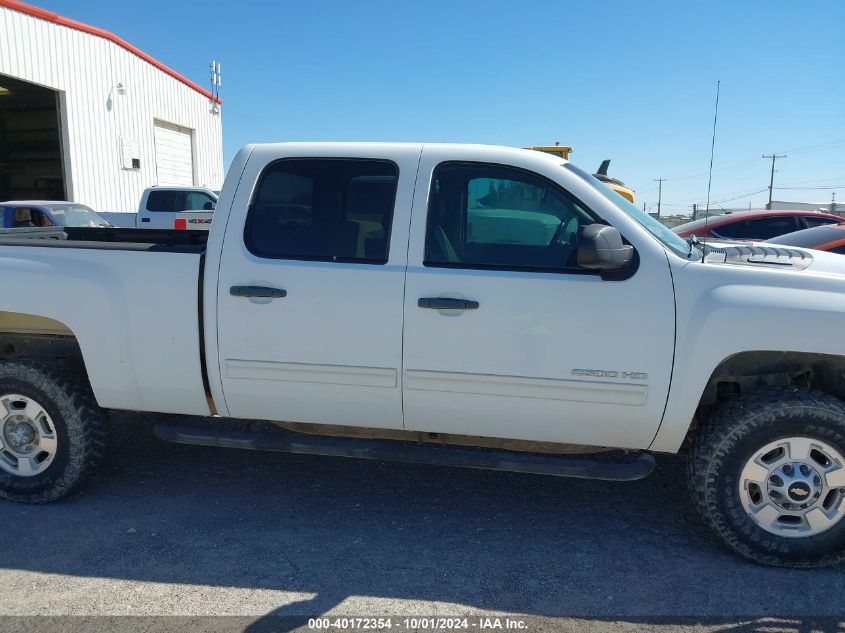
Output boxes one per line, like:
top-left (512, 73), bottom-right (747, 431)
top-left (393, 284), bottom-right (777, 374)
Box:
top-left (0, 227), bottom-right (208, 253)
top-left (0, 232), bottom-right (211, 416)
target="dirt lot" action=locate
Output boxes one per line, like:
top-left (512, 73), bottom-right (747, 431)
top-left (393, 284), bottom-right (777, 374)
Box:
top-left (1, 412), bottom-right (844, 632)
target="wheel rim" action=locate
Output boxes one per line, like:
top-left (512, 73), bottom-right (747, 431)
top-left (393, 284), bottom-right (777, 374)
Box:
top-left (739, 436), bottom-right (845, 538)
top-left (0, 394), bottom-right (58, 477)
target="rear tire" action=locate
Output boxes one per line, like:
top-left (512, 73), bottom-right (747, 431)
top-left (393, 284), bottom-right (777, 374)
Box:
top-left (688, 387), bottom-right (845, 567)
top-left (0, 361), bottom-right (106, 503)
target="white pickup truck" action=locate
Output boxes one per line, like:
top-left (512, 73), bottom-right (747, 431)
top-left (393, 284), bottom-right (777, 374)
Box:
top-left (2, 143), bottom-right (845, 568)
top-left (136, 186), bottom-right (217, 228)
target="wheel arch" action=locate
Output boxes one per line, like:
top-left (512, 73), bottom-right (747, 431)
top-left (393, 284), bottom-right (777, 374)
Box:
top-left (0, 311), bottom-right (87, 383)
top-left (683, 350), bottom-right (845, 448)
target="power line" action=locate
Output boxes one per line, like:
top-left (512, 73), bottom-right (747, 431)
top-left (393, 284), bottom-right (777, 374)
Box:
top-left (775, 185), bottom-right (845, 190)
top-left (712, 188), bottom-right (769, 204)
top-left (780, 138), bottom-right (845, 156)
top-left (665, 156), bottom-right (763, 183)
top-left (661, 187), bottom-right (770, 208)
top-left (657, 138), bottom-right (845, 184)
top-left (762, 153), bottom-right (786, 209)
top-left (662, 182), bottom-right (771, 206)
top-left (775, 175), bottom-right (845, 187)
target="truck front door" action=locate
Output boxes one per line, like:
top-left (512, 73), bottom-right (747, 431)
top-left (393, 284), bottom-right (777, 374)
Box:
top-left (215, 147), bottom-right (420, 429)
top-left (401, 149), bottom-right (676, 449)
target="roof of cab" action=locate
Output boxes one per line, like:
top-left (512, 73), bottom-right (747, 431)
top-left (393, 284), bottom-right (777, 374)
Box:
top-left (245, 142), bottom-right (568, 166)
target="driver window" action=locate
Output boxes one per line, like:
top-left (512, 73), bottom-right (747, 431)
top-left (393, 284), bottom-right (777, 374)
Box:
top-left (424, 162), bottom-right (596, 271)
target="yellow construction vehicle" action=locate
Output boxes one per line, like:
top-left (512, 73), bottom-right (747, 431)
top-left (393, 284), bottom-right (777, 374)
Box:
top-left (527, 144), bottom-right (636, 203)
top-left (593, 159), bottom-right (636, 203)
top-left (527, 144), bottom-right (573, 160)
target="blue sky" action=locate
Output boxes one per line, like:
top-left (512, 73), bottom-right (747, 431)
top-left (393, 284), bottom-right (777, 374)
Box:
top-left (41, 0), bottom-right (845, 214)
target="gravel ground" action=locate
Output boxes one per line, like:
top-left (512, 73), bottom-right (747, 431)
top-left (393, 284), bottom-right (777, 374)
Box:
top-left (1, 412), bottom-right (844, 632)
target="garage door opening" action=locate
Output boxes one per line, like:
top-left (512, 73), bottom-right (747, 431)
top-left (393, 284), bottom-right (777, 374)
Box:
top-left (0, 74), bottom-right (66, 201)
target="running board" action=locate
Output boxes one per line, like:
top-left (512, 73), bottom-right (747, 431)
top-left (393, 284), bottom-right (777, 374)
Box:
top-left (153, 423), bottom-right (655, 482)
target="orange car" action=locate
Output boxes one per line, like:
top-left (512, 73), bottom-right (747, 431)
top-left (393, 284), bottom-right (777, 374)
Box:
top-left (763, 221), bottom-right (845, 254)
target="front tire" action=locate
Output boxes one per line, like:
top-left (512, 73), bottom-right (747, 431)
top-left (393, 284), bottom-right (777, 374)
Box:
top-left (0, 361), bottom-right (106, 503)
top-left (689, 387), bottom-right (845, 567)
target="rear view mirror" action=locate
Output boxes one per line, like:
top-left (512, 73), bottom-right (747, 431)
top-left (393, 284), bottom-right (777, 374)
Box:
top-left (577, 224), bottom-right (634, 272)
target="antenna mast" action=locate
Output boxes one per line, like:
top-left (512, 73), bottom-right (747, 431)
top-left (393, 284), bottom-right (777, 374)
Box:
top-left (703, 80), bottom-right (721, 254)
top-left (209, 60), bottom-right (222, 102)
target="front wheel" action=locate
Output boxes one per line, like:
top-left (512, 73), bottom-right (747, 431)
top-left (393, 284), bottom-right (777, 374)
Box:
top-left (688, 388), bottom-right (845, 567)
top-left (0, 361), bottom-right (106, 503)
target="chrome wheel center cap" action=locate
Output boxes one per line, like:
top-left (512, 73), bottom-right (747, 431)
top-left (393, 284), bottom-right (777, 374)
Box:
top-left (4, 417), bottom-right (37, 452)
top-left (767, 461), bottom-right (822, 510)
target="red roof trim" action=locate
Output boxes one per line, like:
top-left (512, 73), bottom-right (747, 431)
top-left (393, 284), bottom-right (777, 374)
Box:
top-left (0, 0), bottom-right (222, 104)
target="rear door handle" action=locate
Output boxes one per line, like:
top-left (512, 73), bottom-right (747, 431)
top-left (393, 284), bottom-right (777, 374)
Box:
top-left (230, 285), bottom-right (287, 299)
top-left (418, 297), bottom-right (479, 310)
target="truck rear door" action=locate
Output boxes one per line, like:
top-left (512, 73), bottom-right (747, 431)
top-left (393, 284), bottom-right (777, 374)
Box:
top-left (214, 145), bottom-right (421, 428)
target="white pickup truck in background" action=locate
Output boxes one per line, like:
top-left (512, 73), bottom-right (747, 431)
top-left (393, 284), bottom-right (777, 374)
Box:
top-left (2, 143), bottom-right (845, 569)
top-left (136, 186), bottom-right (217, 228)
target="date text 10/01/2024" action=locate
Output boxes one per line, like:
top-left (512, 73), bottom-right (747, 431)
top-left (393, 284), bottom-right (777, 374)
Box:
top-left (307, 617), bottom-right (529, 630)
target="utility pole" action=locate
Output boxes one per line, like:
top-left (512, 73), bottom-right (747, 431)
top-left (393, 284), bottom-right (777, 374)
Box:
top-left (654, 178), bottom-right (667, 217)
top-left (692, 203), bottom-right (697, 219)
top-left (833, 192), bottom-right (838, 216)
top-left (762, 154), bottom-right (786, 210)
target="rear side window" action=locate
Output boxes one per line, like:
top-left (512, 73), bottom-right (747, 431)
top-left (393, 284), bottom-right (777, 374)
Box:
top-left (146, 191), bottom-right (180, 212)
top-left (245, 159), bottom-right (398, 263)
top-left (744, 217), bottom-right (801, 240)
top-left (715, 216), bottom-right (800, 240)
top-left (804, 215), bottom-right (840, 228)
top-left (711, 220), bottom-right (747, 239)
top-left (424, 162), bottom-right (597, 272)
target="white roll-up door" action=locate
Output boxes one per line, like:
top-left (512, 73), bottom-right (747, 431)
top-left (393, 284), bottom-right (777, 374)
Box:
top-left (153, 120), bottom-right (194, 186)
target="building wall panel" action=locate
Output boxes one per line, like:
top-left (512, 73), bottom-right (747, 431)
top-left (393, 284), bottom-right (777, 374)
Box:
top-left (0, 5), bottom-right (224, 212)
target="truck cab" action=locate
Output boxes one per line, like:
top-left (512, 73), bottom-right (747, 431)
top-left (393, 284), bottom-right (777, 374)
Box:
top-left (206, 144), bottom-right (674, 448)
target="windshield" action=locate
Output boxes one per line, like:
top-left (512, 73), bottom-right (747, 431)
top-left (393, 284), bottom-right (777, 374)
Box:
top-left (46, 205), bottom-right (110, 228)
top-left (564, 163), bottom-right (691, 257)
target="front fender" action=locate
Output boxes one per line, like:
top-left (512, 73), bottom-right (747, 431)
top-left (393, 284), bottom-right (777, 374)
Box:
top-left (650, 257), bottom-right (845, 453)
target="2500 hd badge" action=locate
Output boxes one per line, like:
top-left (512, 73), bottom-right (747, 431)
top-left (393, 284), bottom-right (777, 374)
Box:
top-left (571, 369), bottom-right (648, 380)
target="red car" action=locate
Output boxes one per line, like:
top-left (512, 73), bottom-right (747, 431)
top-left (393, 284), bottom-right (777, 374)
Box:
top-left (672, 210), bottom-right (843, 241)
top-left (763, 221), bottom-right (845, 254)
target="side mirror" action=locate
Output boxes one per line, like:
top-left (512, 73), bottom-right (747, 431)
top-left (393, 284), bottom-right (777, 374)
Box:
top-left (203, 201), bottom-right (215, 211)
top-left (577, 224), bottom-right (634, 272)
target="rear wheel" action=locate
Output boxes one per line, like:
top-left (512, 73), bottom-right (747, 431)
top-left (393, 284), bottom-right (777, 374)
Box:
top-left (0, 361), bottom-right (106, 503)
top-left (689, 388), bottom-right (845, 567)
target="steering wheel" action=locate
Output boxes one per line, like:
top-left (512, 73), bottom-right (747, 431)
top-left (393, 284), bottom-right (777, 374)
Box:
top-left (549, 217), bottom-right (580, 246)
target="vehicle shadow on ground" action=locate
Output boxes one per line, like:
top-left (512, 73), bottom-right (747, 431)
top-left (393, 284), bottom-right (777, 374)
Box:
top-left (1, 413), bottom-right (844, 630)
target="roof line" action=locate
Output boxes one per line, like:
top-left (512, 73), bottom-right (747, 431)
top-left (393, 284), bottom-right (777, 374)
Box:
top-left (0, 0), bottom-right (222, 104)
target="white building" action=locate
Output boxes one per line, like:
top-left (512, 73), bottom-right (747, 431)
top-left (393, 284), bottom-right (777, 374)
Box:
top-left (0, 0), bottom-right (223, 212)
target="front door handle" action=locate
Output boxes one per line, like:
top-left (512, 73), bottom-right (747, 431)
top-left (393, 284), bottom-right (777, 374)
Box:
top-left (141, 217), bottom-right (150, 223)
top-left (418, 297), bottom-right (479, 310)
top-left (230, 285), bottom-right (287, 299)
